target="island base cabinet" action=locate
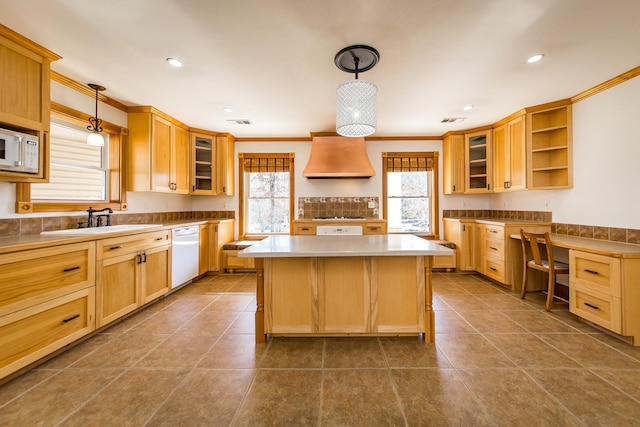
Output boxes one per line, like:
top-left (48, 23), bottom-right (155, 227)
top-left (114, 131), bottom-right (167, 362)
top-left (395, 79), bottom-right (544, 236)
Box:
top-left (260, 256), bottom-right (429, 340)
top-left (265, 258), bottom-right (315, 334)
top-left (0, 288), bottom-right (95, 379)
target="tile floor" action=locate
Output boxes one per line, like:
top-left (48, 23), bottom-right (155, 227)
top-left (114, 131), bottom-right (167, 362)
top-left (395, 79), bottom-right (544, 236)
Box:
top-left (2, 272), bottom-right (640, 426)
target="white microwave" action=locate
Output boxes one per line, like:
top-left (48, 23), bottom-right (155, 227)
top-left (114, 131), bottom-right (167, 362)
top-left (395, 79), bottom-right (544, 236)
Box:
top-left (0, 128), bottom-right (39, 174)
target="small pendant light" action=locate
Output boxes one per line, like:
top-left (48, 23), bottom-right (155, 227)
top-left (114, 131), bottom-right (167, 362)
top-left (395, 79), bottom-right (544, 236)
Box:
top-left (87, 83), bottom-right (106, 146)
top-left (334, 45), bottom-right (379, 137)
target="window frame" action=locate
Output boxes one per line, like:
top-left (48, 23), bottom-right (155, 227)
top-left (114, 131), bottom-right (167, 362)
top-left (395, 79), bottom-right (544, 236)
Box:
top-left (382, 151), bottom-right (439, 238)
top-left (238, 152), bottom-right (295, 240)
top-left (16, 102), bottom-right (127, 213)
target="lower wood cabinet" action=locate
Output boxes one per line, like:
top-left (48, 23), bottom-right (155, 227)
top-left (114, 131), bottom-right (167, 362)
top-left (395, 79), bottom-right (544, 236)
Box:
top-left (96, 230), bottom-right (170, 328)
top-left (264, 256), bottom-right (425, 335)
top-left (0, 241), bottom-right (97, 380)
top-left (0, 287), bottom-right (95, 379)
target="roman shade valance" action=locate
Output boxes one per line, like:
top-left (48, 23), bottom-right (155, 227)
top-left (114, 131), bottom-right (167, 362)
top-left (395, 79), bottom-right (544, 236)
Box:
top-left (383, 152), bottom-right (435, 172)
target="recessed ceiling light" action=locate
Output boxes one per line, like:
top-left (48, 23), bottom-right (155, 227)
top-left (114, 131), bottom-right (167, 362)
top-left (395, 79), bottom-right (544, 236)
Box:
top-left (222, 107), bottom-right (233, 113)
top-left (527, 54), bottom-right (544, 63)
top-left (166, 57), bottom-right (183, 67)
top-left (463, 105), bottom-right (474, 111)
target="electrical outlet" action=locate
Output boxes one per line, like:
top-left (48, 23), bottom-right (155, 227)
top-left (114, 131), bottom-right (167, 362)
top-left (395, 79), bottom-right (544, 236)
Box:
top-left (367, 201), bottom-right (375, 208)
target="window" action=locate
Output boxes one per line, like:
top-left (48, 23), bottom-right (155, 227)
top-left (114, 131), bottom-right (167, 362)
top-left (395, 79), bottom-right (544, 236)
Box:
top-left (16, 103), bottom-right (127, 213)
top-left (239, 153), bottom-right (295, 239)
top-left (31, 119), bottom-right (108, 201)
top-left (382, 152), bottom-right (439, 237)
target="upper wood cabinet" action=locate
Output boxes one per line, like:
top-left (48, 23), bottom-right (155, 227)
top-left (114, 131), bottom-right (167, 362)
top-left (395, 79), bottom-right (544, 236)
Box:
top-left (189, 131), bottom-right (234, 195)
top-left (127, 107), bottom-right (189, 194)
top-left (527, 103), bottom-right (573, 189)
top-left (0, 25), bottom-right (60, 183)
top-left (216, 133), bottom-right (235, 195)
top-left (442, 134), bottom-right (465, 194)
top-left (493, 115), bottom-right (526, 192)
top-left (464, 129), bottom-right (492, 193)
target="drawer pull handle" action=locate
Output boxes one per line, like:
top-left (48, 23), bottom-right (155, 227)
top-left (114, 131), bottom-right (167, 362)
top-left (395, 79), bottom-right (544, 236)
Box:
top-left (63, 266), bottom-right (81, 272)
top-left (583, 269), bottom-right (599, 275)
top-left (490, 230), bottom-right (498, 234)
top-left (155, 237), bottom-right (165, 241)
top-left (584, 302), bottom-right (600, 310)
top-left (62, 314), bottom-right (81, 323)
top-left (110, 245), bottom-right (123, 250)
top-left (490, 246), bottom-right (498, 251)
top-left (490, 267), bottom-right (498, 271)
top-left (301, 227), bottom-right (310, 231)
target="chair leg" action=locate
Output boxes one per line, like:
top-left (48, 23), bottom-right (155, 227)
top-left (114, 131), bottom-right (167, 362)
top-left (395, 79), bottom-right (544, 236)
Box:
top-left (545, 271), bottom-right (556, 311)
top-left (521, 265), bottom-right (528, 300)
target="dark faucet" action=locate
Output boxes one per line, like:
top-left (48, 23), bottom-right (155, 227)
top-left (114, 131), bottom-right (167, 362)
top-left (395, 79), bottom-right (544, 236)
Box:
top-left (87, 207), bottom-right (113, 227)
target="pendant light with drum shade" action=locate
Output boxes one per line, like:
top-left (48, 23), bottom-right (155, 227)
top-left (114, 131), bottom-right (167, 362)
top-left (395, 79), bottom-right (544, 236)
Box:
top-left (334, 45), bottom-right (379, 137)
top-left (86, 83), bottom-right (106, 146)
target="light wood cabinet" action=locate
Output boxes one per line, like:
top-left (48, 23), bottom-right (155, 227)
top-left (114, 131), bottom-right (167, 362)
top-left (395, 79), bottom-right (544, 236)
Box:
top-left (198, 223), bottom-right (210, 275)
top-left (190, 132), bottom-right (216, 195)
top-left (95, 229), bottom-right (171, 327)
top-left (493, 115), bottom-right (526, 192)
top-left (442, 133), bottom-right (465, 194)
top-left (127, 107), bottom-right (190, 194)
top-left (526, 103), bottom-right (573, 189)
top-left (464, 129), bottom-right (492, 193)
top-left (0, 240), bottom-right (95, 380)
top-left (216, 134), bottom-right (235, 195)
top-left (0, 25), bottom-right (60, 183)
top-left (443, 219), bottom-right (475, 271)
top-left (208, 220), bottom-right (235, 272)
top-left (263, 255), bottom-right (425, 335)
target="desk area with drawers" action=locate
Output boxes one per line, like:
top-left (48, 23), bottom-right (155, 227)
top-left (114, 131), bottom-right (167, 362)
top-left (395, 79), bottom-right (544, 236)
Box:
top-left (510, 233), bottom-right (640, 346)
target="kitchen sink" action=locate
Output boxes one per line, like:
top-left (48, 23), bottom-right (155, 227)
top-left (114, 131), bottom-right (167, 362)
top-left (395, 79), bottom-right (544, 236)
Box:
top-left (41, 224), bottom-right (163, 235)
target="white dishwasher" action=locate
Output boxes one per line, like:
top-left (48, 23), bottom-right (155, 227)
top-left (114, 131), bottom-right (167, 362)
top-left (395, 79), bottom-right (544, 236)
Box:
top-left (171, 226), bottom-right (200, 289)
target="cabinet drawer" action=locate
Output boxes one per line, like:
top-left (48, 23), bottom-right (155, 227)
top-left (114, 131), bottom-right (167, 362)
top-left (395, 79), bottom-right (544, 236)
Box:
top-left (484, 225), bottom-right (504, 240)
top-left (570, 287), bottom-right (621, 333)
top-left (97, 229), bottom-right (171, 260)
top-left (570, 251), bottom-right (621, 297)
top-left (484, 258), bottom-right (506, 283)
top-left (293, 224), bottom-right (316, 235)
top-left (364, 222), bottom-right (386, 235)
top-left (0, 287), bottom-right (95, 379)
top-left (0, 242), bottom-right (95, 316)
top-left (484, 238), bottom-right (504, 260)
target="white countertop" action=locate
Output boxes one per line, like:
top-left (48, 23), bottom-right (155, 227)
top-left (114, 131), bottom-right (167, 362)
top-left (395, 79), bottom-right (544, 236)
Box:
top-left (237, 235), bottom-right (454, 258)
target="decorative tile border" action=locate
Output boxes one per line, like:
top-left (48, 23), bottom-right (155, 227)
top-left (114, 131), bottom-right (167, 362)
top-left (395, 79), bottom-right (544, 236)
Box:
top-left (442, 209), bottom-right (552, 222)
top-left (0, 210), bottom-right (235, 237)
top-left (552, 223), bottom-right (640, 245)
top-left (298, 197), bottom-right (379, 219)
top-left (442, 209), bottom-right (639, 245)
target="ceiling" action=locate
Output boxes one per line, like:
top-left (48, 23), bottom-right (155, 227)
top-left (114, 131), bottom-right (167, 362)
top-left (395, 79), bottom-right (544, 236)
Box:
top-left (2, 0), bottom-right (640, 138)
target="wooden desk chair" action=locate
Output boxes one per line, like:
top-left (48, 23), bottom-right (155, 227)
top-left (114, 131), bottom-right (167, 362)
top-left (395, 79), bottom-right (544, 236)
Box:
top-left (519, 230), bottom-right (570, 311)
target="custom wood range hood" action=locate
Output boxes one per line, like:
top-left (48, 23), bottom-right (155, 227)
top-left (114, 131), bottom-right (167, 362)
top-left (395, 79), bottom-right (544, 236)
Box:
top-left (302, 136), bottom-right (375, 178)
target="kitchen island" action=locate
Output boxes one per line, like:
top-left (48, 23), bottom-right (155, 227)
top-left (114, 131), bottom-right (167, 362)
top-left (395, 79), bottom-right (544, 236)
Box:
top-left (238, 235), bottom-right (453, 343)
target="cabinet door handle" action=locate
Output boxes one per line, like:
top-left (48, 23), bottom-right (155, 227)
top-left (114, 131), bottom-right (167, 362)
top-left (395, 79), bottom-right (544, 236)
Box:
top-left (110, 245), bottom-right (123, 250)
top-left (62, 314), bottom-right (81, 323)
top-left (192, 185), bottom-right (195, 192)
top-left (583, 269), bottom-right (599, 275)
top-left (488, 183), bottom-right (491, 190)
top-left (137, 254), bottom-right (143, 264)
top-left (453, 184), bottom-right (456, 191)
top-left (142, 253), bottom-right (147, 263)
top-left (63, 266), bottom-right (81, 272)
top-left (584, 302), bottom-right (600, 310)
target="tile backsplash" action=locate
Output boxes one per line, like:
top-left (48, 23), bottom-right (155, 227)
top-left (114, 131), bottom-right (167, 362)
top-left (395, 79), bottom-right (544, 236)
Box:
top-left (443, 209), bottom-right (639, 245)
top-left (298, 197), bottom-right (379, 219)
top-left (0, 211), bottom-right (234, 237)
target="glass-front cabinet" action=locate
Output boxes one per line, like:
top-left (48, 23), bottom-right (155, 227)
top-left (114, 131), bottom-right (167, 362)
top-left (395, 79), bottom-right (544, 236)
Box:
top-left (464, 129), bottom-right (492, 193)
top-left (190, 132), bottom-right (215, 194)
